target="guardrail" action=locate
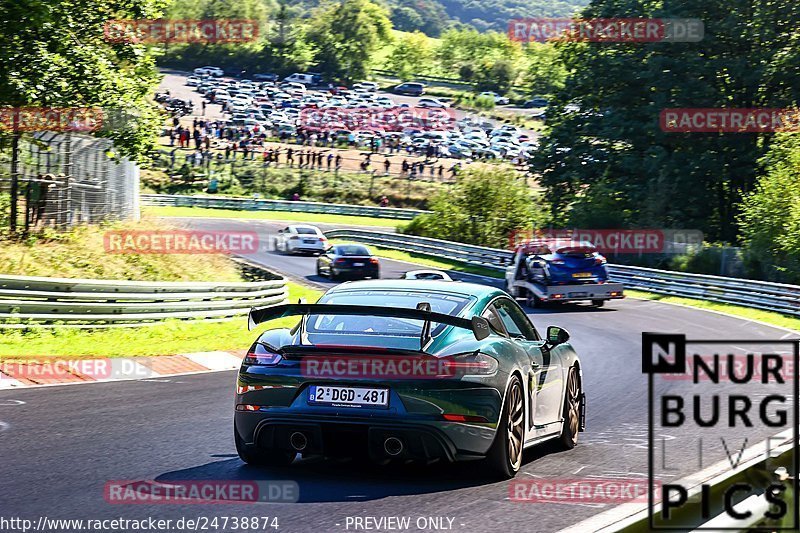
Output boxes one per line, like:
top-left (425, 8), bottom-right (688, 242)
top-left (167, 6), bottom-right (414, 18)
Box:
top-left (141, 194), bottom-right (428, 220)
top-left (0, 267), bottom-right (288, 328)
top-left (324, 229), bottom-right (800, 317)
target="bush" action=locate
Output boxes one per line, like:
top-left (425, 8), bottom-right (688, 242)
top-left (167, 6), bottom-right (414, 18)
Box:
top-left (401, 166), bottom-right (535, 248)
top-left (473, 95), bottom-right (496, 110)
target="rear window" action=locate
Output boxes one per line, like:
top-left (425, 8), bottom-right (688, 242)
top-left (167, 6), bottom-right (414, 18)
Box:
top-left (306, 290), bottom-right (474, 348)
top-left (336, 245), bottom-right (370, 256)
top-left (294, 227), bottom-right (318, 235)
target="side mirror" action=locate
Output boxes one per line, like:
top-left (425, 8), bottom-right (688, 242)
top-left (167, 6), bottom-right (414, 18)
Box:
top-left (546, 326), bottom-right (570, 346)
top-left (472, 316), bottom-right (491, 341)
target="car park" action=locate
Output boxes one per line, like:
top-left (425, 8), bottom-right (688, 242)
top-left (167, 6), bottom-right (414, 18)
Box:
top-left (353, 81), bottom-right (380, 92)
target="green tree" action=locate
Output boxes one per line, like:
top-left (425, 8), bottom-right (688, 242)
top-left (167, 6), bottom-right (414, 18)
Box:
top-left (386, 31), bottom-right (433, 79)
top-left (402, 167), bottom-right (534, 248)
top-left (523, 42), bottom-right (565, 97)
top-left (532, 0), bottom-right (800, 242)
top-left (738, 133), bottom-right (800, 282)
top-left (473, 59), bottom-right (517, 93)
top-left (0, 0), bottom-right (165, 233)
top-left (306, 0), bottom-right (392, 82)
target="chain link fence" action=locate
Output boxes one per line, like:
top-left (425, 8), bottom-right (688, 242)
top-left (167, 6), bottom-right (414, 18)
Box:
top-left (0, 132), bottom-right (139, 233)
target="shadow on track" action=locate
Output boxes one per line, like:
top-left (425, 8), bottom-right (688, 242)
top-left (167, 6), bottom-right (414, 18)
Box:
top-left (154, 442), bottom-right (564, 503)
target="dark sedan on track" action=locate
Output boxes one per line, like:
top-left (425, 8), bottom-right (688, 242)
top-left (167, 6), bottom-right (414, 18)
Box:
top-left (234, 280), bottom-right (585, 478)
top-left (316, 243), bottom-right (380, 281)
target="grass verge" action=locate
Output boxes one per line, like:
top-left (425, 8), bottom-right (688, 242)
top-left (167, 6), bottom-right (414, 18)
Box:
top-left (627, 289), bottom-right (800, 332)
top-left (146, 206), bottom-right (406, 229)
top-left (0, 219), bottom-right (243, 281)
top-left (1, 283), bottom-right (323, 359)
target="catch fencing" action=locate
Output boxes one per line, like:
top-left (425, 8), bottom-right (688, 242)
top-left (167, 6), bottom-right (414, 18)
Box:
top-left (141, 193), bottom-right (428, 220)
top-left (0, 133), bottom-right (140, 231)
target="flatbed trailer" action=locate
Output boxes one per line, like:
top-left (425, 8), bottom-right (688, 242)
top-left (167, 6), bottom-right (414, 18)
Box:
top-left (505, 278), bottom-right (625, 307)
top-left (504, 243), bottom-right (625, 307)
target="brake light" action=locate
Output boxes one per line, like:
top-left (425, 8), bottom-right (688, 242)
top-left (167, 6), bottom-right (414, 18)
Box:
top-left (243, 344), bottom-right (282, 366)
top-left (369, 257), bottom-right (380, 264)
top-left (236, 404), bottom-right (262, 411)
top-left (595, 255), bottom-right (607, 265)
top-left (438, 352), bottom-right (499, 377)
top-left (334, 258), bottom-right (347, 265)
top-left (442, 413), bottom-right (489, 423)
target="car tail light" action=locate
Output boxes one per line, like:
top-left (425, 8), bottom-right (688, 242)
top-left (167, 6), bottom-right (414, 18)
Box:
top-left (320, 236), bottom-right (328, 243)
top-left (442, 413), bottom-right (489, 423)
top-left (369, 257), bottom-right (379, 265)
top-left (550, 259), bottom-right (565, 265)
top-left (438, 352), bottom-right (498, 377)
top-left (236, 404), bottom-right (262, 411)
top-left (334, 258), bottom-right (346, 265)
top-left (243, 344), bottom-right (282, 366)
top-left (595, 255), bottom-right (607, 265)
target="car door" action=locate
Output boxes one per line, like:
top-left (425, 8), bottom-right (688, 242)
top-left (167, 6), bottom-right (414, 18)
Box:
top-left (319, 247), bottom-right (335, 274)
top-left (493, 297), bottom-right (564, 430)
top-left (277, 226), bottom-right (292, 251)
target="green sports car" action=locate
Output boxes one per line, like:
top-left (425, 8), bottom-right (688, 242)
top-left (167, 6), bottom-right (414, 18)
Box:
top-left (234, 279), bottom-right (585, 478)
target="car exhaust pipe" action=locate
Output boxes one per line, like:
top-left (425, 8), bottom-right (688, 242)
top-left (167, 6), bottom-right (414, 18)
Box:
top-left (383, 437), bottom-right (404, 456)
top-left (289, 431), bottom-right (308, 452)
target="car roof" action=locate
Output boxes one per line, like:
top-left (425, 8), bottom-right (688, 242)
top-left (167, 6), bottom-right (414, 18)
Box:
top-left (326, 279), bottom-right (501, 300)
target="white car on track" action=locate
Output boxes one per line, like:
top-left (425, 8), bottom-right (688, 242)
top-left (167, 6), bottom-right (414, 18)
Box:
top-left (274, 225), bottom-right (328, 255)
top-left (402, 270), bottom-right (453, 281)
top-left (194, 66), bottom-right (224, 77)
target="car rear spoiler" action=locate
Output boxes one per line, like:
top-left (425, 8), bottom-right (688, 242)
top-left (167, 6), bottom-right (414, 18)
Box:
top-left (248, 303), bottom-right (491, 347)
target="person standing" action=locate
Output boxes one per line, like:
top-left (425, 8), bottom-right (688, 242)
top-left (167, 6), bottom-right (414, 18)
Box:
top-left (383, 158), bottom-right (391, 175)
top-left (201, 100), bottom-right (206, 116)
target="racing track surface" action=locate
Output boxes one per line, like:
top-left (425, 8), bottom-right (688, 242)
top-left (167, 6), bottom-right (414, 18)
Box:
top-left (1, 217), bottom-right (796, 533)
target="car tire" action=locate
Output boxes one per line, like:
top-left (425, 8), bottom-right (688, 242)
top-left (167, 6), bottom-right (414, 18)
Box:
top-left (330, 269), bottom-right (339, 281)
top-left (485, 375), bottom-right (525, 479)
top-left (234, 424), bottom-right (295, 467)
top-left (531, 294), bottom-right (544, 308)
top-left (591, 299), bottom-right (605, 308)
top-left (557, 366), bottom-right (582, 450)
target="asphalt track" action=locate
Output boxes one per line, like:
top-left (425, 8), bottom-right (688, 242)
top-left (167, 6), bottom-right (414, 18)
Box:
top-left (1, 217), bottom-right (797, 533)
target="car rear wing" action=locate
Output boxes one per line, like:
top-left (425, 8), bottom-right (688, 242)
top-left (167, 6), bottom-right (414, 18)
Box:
top-left (248, 303), bottom-right (491, 347)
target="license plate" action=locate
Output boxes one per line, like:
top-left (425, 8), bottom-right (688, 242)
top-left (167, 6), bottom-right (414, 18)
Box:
top-left (572, 272), bottom-right (593, 278)
top-left (308, 385), bottom-right (389, 408)
top-left (353, 262), bottom-right (365, 267)
top-left (568, 292), bottom-right (588, 298)
top-left (303, 239), bottom-right (317, 244)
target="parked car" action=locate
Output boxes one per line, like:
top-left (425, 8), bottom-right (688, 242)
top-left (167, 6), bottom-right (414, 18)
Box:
top-left (418, 97), bottom-right (448, 109)
top-left (194, 66), bottom-right (224, 77)
top-left (283, 73), bottom-right (319, 86)
top-left (316, 244), bottom-right (380, 280)
top-left (353, 82), bottom-right (380, 92)
top-left (393, 82), bottom-right (425, 96)
top-left (523, 97), bottom-right (549, 108)
top-left (478, 92), bottom-right (510, 105)
top-left (253, 73), bottom-right (279, 82)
